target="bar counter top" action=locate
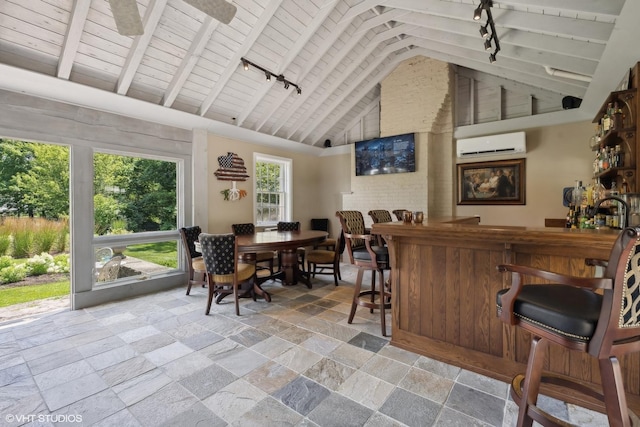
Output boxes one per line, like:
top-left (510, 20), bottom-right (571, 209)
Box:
top-left (372, 216), bottom-right (636, 413)
top-left (372, 217), bottom-right (620, 253)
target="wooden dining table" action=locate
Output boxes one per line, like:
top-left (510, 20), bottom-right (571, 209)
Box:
top-left (197, 229), bottom-right (328, 303)
top-left (238, 230), bottom-right (328, 297)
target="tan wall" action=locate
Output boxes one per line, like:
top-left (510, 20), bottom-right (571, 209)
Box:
top-left (206, 134), bottom-right (348, 238)
top-left (455, 120), bottom-right (594, 227)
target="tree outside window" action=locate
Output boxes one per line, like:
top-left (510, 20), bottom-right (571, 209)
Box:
top-left (254, 154), bottom-right (291, 226)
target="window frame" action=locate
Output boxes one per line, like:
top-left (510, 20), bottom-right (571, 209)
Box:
top-left (253, 152), bottom-right (292, 227)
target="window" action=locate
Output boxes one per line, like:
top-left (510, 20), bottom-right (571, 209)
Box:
top-left (254, 153), bottom-right (292, 226)
top-left (92, 152), bottom-right (180, 287)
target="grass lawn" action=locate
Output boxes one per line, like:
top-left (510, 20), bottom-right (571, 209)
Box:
top-left (0, 280), bottom-right (69, 308)
top-left (125, 241), bottom-right (178, 268)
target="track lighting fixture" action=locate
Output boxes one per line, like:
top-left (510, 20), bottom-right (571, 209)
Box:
top-left (474, 0), bottom-right (500, 63)
top-left (473, 5), bottom-right (482, 21)
top-left (240, 57), bottom-right (302, 94)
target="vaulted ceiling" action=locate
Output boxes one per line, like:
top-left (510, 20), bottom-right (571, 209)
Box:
top-left (1, 0), bottom-right (638, 148)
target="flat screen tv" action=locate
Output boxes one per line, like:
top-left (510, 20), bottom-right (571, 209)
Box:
top-left (355, 133), bottom-right (416, 176)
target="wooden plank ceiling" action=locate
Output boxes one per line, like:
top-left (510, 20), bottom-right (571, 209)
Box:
top-left (0, 0), bottom-right (634, 147)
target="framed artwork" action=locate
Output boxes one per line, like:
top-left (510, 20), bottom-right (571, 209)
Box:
top-left (457, 158), bottom-right (526, 205)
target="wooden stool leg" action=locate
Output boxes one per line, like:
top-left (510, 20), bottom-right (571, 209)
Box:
top-left (517, 336), bottom-right (547, 427)
top-left (349, 268), bottom-right (365, 324)
top-left (600, 356), bottom-right (632, 427)
top-left (378, 269), bottom-right (387, 337)
top-left (370, 269), bottom-right (376, 314)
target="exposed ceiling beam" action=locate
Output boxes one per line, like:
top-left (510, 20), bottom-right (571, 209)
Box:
top-left (197, 0), bottom-right (283, 116)
top-left (116, 0), bottom-right (167, 95)
top-left (254, 6), bottom-right (361, 132)
top-left (57, 0), bottom-right (91, 79)
top-left (162, 16), bottom-right (218, 107)
top-left (328, 95), bottom-right (380, 146)
top-left (272, 23), bottom-right (414, 137)
top-left (338, 0), bottom-right (378, 24)
top-left (409, 38), bottom-right (587, 98)
top-left (303, 50), bottom-right (420, 145)
top-left (406, 26), bottom-right (598, 76)
top-left (494, 0), bottom-right (625, 18)
top-left (236, 0), bottom-right (339, 127)
top-left (296, 40), bottom-right (415, 142)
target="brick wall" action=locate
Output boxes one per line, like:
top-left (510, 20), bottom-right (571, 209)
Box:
top-left (343, 56), bottom-right (454, 225)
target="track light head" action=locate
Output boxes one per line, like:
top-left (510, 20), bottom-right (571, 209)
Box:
top-left (484, 38), bottom-right (492, 51)
top-left (284, 82), bottom-right (290, 89)
top-left (296, 87), bottom-right (302, 95)
top-left (479, 25), bottom-right (488, 38)
top-left (473, 5), bottom-right (482, 20)
top-left (489, 53), bottom-right (497, 63)
top-left (242, 60), bottom-right (249, 71)
top-left (265, 72), bottom-right (271, 81)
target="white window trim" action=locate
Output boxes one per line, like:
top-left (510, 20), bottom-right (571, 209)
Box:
top-left (253, 152), bottom-right (292, 226)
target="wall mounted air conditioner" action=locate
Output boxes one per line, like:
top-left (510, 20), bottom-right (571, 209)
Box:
top-left (456, 131), bottom-right (526, 158)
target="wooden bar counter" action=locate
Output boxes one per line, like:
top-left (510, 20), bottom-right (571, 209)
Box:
top-left (372, 218), bottom-right (640, 413)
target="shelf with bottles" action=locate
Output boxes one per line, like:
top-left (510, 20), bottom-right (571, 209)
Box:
top-left (590, 88), bottom-right (637, 150)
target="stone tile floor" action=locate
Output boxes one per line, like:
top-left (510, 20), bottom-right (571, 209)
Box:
top-left (0, 264), bottom-right (609, 426)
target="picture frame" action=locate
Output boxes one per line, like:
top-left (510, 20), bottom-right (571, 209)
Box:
top-left (457, 158), bottom-right (526, 205)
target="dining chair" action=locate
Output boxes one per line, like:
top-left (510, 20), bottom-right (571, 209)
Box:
top-left (310, 218), bottom-right (342, 279)
top-left (336, 210), bottom-right (391, 336)
top-left (199, 233), bottom-right (256, 316)
top-left (276, 221), bottom-right (305, 272)
top-left (305, 234), bottom-right (341, 286)
top-left (231, 223), bottom-right (275, 276)
top-left (179, 226), bottom-right (207, 295)
top-left (496, 227), bottom-right (640, 426)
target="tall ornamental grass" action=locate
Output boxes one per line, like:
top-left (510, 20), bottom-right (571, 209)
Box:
top-left (0, 230), bottom-right (10, 256)
top-left (0, 217), bottom-right (69, 256)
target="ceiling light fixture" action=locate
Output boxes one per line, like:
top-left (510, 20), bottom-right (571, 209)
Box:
top-left (474, 0), bottom-right (500, 63)
top-left (240, 57), bottom-right (302, 94)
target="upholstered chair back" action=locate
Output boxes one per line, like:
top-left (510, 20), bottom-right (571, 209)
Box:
top-left (180, 226), bottom-right (202, 259)
top-left (277, 221), bottom-right (300, 231)
top-left (368, 210), bottom-right (393, 224)
top-left (232, 223), bottom-right (255, 235)
top-left (199, 233), bottom-right (236, 276)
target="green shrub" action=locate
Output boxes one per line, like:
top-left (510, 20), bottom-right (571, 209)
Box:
top-left (26, 253), bottom-right (51, 276)
top-left (52, 254), bottom-right (70, 273)
top-left (0, 255), bottom-right (12, 269)
top-left (24, 253), bottom-right (69, 275)
top-left (0, 264), bottom-right (27, 284)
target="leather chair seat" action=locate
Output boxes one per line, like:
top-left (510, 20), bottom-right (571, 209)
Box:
top-left (496, 285), bottom-right (602, 342)
top-left (352, 246), bottom-right (389, 264)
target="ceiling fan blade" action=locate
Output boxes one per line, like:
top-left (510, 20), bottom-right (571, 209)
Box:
top-left (182, 0), bottom-right (237, 25)
top-left (108, 0), bottom-right (144, 36)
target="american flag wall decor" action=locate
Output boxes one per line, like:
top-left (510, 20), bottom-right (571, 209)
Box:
top-left (214, 152), bottom-right (250, 181)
